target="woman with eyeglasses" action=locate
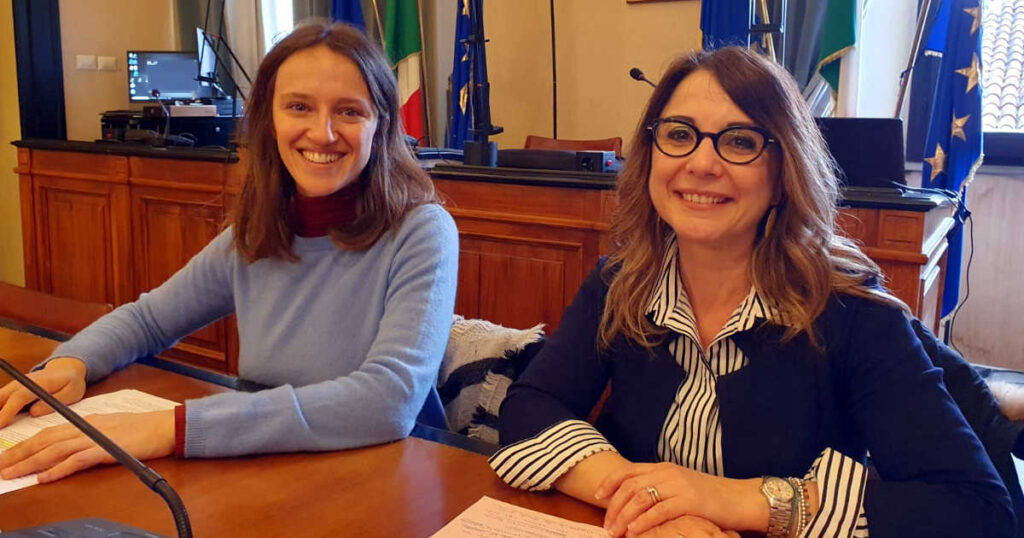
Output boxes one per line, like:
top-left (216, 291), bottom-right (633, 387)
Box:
top-left (489, 47), bottom-right (1011, 538)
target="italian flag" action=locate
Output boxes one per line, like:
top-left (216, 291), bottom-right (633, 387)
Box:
top-left (385, 0), bottom-right (426, 142)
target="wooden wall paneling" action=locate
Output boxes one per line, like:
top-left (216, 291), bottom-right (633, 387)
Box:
top-left (129, 156), bottom-right (227, 192)
top-left (130, 183), bottom-right (231, 372)
top-left (32, 175), bottom-right (131, 305)
top-left (436, 179), bottom-right (607, 229)
top-left (455, 250), bottom-right (481, 320)
top-left (457, 230), bottom-right (583, 332)
top-left (878, 211), bottom-right (924, 251)
top-left (31, 150), bottom-right (128, 184)
top-left (17, 149), bottom-right (38, 289)
top-left (837, 207), bottom-right (879, 246)
top-left (451, 214), bottom-right (588, 331)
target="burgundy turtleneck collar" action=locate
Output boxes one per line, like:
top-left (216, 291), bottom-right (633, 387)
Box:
top-left (292, 183), bottom-right (361, 237)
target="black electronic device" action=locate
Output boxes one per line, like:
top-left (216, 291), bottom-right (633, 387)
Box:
top-left (168, 116), bottom-right (234, 148)
top-left (127, 51), bottom-right (211, 103)
top-left (0, 357), bottom-right (191, 538)
top-left (100, 110), bottom-right (142, 142)
top-left (815, 117), bottom-right (907, 188)
top-left (576, 150), bottom-right (620, 173)
top-left (497, 149), bottom-right (622, 173)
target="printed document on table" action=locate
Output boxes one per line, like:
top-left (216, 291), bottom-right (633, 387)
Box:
top-left (431, 496), bottom-right (607, 538)
top-left (0, 389), bottom-right (178, 495)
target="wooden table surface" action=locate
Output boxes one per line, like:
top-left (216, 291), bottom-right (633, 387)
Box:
top-left (0, 326), bottom-right (603, 537)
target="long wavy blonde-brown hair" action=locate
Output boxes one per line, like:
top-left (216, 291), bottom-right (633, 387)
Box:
top-left (230, 22), bottom-right (438, 262)
top-left (599, 47), bottom-right (906, 351)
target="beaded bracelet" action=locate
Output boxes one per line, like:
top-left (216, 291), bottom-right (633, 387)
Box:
top-left (787, 477), bottom-right (811, 536)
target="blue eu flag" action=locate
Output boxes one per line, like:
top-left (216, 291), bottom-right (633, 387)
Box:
top-left (700, 0), bottom-right (750, 51)
top-left (447, 0), bottom-right (473, 149)
top-left (921, 0), bottom-right (983, 317)
top-left (332, 0), bottom-right (366, 33)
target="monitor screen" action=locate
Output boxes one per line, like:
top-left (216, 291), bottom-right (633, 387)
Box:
top-left (127, 51), bottom-right (209, 102)
top-left (196, 28), bottom-right (217, 82)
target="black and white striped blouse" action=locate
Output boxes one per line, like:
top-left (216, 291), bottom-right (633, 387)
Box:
top-left (490, 238), bottom-right (870, 537)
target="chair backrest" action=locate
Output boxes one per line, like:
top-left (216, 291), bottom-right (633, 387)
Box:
top-left (0, 283), bottom-right (113, 335)
top-left (523, 135), bottom-right (623, 157)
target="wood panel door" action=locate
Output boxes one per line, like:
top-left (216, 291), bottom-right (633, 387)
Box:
top-left (130, 185), bottom-right (236, 372)
top-left (31, 175), bottom-right (132, 305)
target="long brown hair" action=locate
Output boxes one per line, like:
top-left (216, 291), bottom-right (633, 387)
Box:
top-left (599, 47), bottom-right (907, 350)
top-left (231, 21), bottom-right (438, 262)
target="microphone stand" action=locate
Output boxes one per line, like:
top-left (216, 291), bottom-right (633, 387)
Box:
top-left (196, 1), bottom-right (252, 143)
top-left (462, 0), bottom-right (503, 166)
top-left (0, 358), bottom-right (192, 538)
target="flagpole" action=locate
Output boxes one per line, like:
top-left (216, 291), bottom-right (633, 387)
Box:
top-left (370, 0), bottom-right (386, 49)
top-left (755, 0), bottom-right (776, 62)
top-left (416, 0), bottom-right (433, 146)
top-left (894, 0), bottom-right (933, 118)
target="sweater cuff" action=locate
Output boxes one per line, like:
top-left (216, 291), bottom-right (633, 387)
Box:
top-left (800, 447), bottom-right (870, 537)
top-left (174, 404), bottom-right (187, 458)
top-left (488, 419), bottom-right (616, 491)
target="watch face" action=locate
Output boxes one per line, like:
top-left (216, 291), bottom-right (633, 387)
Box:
top-left (764, 477), bottom-right (794, 501)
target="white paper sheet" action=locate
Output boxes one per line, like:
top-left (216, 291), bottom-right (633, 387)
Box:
top-left (431, 496), bottom-right (607, 538)
top-left (0, 389), bottom-right (178, 495)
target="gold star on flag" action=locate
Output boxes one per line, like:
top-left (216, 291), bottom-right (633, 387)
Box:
top-left (462, 1), bottom-right (469, 16)
top-left (924, 144), bottom-right (947, 181)
top-left (951, 113), bottom-right (971, 141)
top-left (964, 7), bottom-right (981, 35)
top-left (955, 54), bottom-right (980, 94)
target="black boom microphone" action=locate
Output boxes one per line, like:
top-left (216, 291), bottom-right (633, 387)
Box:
top-left (0, 357), bottom-right (192, 538)
top-left (629, 67), bottom-right (657, 88)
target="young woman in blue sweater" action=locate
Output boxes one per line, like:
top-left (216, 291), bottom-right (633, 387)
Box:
top-left (0, 22), bottom-right (458, 481)
top-left (490, 48), bottom-right (1012, 537)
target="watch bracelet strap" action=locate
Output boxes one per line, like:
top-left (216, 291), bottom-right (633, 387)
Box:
top-left (764, 478), bottom-right (795, 538)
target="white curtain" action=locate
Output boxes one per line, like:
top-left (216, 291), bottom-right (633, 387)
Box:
top-left (224, 0), bottom-right (265, 98)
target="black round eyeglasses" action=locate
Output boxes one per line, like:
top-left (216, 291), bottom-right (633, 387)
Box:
top-left (647, 118), bottom-right (776, 165)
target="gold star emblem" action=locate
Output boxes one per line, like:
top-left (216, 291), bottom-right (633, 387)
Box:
top-left (459, 84), bottom-right (470, 114)
top-left (951, 113), bottom-right (971, 141)
top-left (462, 0), bottom-right (469, 16)
top-left (924, 144), bottom-right (947, 182)
top-left (955, 54), bottom-right (980, 94)
top-left (964, 7), bottom-right (981, 35)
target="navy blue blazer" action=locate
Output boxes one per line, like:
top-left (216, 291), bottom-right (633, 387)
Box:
top-left (499, 260), bottom-right (1013, 538)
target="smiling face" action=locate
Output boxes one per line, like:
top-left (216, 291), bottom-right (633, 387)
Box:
top-left (272, 45), bottom-right (378, 198)
top-left (648, 69), bottom-right (780, 253)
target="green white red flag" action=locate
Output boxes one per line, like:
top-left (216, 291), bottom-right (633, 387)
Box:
top-left (385, 0), bottom-right (426, 142)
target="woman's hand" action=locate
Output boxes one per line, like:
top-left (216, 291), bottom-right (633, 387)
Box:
top-left (0, 357), bottom-right (88, 428)
top-left (632, 515), bottom-right (741, 538)
top-left (596, 462), bottom-right (766, 537)
top-left (0, 409), bottom-right (176, 483)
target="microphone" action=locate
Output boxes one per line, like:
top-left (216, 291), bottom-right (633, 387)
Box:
top-left (629, 67), bottom-right (657, 88)
top-left (0, 357), bottom-right (192, 538)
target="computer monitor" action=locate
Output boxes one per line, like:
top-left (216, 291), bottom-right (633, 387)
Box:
top-left (127, 51), bottom-right (210, 102)
top-left (196, 28), bottom-right (219, 90)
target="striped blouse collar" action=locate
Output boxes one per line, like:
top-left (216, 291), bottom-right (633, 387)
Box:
top-left (646, 236), bottom-right (790, 341)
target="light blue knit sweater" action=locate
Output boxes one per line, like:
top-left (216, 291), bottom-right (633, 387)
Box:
top-left (47, 204), bottom-right (458, 458)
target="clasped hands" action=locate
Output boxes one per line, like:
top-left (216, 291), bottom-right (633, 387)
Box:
top-left (594, 462), bottom-right (765, 538)
top-left (0, 357), bottom-right (175, 483)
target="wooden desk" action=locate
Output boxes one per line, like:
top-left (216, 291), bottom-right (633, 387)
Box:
top-left (0, 327), bottom-right (602, 536)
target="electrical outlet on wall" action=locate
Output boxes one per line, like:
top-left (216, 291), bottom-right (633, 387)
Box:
top-left (97, 56), bottom-right (116, 71)
top-left (75, 55), bottom-right (97, 70)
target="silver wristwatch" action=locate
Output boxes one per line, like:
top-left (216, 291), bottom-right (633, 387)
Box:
top-left (760, 476), bottom-right (796, 538)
